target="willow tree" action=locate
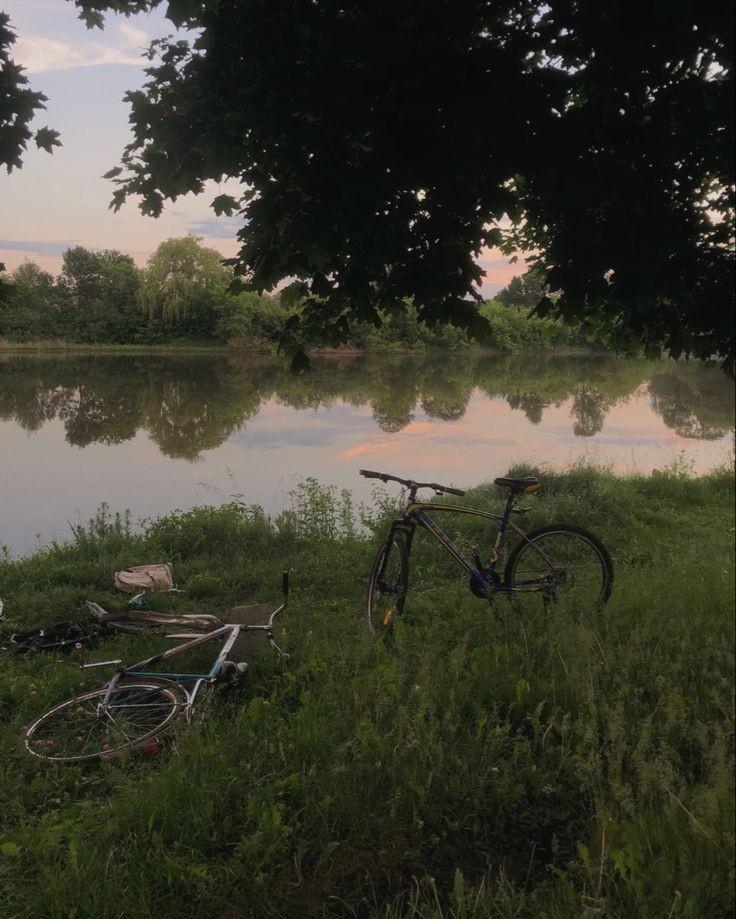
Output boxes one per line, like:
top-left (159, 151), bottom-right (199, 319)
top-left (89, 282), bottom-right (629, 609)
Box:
top-left (138, 236), bottom-right (230, 321)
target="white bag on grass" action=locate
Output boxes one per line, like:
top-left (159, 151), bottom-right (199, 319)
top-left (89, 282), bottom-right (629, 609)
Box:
top-left (114, 563), bottom-right (173, 593)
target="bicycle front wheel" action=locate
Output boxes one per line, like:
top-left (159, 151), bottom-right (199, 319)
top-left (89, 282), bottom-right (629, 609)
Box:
top-left (365, 535), bottom-right (409, 635)
top-left (504, 524), bottom-right (613, 612)
top-left (24, 678), bottom-right (186, 763)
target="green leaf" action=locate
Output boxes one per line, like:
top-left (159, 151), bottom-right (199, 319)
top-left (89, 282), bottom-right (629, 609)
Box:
top-left (1, 841), bottom-right (20, 857)
top-left (280, 281), bottom-right (307, 308)
top-left (211, 194), bottom-right (239, 217)
top-left (79, 10), bottom-right (104, 29)
top-left (227, 277), bottom-right (248, 294)
top-left (453, 869), bottom-right (465, 906)
top-left (166, 0), bottom-right (202, 28)
top-left (34, 127), bottom-right (61, 154)
top-left (102, 166), bottom-right (123, 180)
top-left (110, 189), bottom-right (128, 212)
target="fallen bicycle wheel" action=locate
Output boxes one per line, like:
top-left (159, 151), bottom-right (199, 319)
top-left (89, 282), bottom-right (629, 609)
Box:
top-left (23, 678), bottom-right (186, 763)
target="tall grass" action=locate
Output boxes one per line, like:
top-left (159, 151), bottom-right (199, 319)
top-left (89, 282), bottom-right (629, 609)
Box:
top-left (0, 463), bottom-right (733, 917)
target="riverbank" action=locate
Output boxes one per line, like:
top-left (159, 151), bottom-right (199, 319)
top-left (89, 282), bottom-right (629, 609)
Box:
top-left (0, 338), bottom-right (230, 353)
top-left (0, 299), bottom-right (611, 355)
top-left (0, 464), bottom-right (733, 916)
top-left (0, 337), bottom-right (604, 357)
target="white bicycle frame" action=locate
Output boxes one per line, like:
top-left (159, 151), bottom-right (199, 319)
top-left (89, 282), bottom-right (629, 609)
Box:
top-left (83, 574), bottom-right (289, 718)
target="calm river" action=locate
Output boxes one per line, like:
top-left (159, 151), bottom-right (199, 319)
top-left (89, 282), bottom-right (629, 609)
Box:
top-left (1, 351), bottom-right (733, 555)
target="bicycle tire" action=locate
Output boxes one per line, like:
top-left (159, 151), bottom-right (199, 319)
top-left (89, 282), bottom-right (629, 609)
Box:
top-left (23, 677), bottom-right (186, 763)
top-left (504, 523), bottom-right (613, 611)
top-left (365, 534), bottom-right (409, 635)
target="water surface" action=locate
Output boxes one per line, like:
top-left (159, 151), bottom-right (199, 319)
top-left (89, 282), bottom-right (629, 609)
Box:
top-left (1, 351), bottom-right (732, 555)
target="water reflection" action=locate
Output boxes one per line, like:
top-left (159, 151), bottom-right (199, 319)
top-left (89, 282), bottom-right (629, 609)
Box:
top-left (0, 352), bottom-right (732, 460)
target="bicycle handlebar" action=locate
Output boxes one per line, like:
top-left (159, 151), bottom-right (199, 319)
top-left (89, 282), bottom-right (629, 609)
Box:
top-left (359, 469), bottom-right (465, 497)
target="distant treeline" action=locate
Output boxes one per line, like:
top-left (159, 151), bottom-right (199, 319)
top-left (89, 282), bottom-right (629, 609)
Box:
top-left (0, 238), bottom-right (597, 352)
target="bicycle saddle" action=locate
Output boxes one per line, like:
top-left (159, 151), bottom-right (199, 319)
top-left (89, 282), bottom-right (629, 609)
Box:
top-left (494, 476), bottom-right (540, 494)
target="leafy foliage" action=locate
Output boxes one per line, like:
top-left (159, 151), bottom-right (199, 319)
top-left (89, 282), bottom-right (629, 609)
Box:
top-left (0, 262), bottom-right (12, 308)
top-left (496, 265), bottom-right (548, 310)
top-left (0, 13), bottom-right (60, 171)
top-left (138, 236), bottom-right (230, 321)
top-left (60, 0), bottom-right (735, 362)
top-left (1, 237), bottom-right (606, 351)
top-left (58, 246), bottom-right (143, 342)
top-left (0, 240), bottom-right (278, 346)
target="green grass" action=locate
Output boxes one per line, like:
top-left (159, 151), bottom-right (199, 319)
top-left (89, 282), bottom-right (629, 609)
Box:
top-left (0, 465), bottom-right (733, 917)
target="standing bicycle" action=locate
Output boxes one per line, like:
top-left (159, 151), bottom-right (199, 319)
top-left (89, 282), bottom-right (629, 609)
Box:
top-left (362, 470), bottom-right (613, 634)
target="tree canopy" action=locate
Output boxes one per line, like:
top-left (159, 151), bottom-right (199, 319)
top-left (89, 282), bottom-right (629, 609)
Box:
top-left (496, 266), bottom-right (548, 311)
top-left (138, 236), bottom-right (230, 320)
top-left (5, 1), bottom-right (735, 361)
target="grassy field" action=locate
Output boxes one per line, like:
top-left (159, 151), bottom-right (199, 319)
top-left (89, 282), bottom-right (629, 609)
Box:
top-left (0, 464), bottom-right (733, 917)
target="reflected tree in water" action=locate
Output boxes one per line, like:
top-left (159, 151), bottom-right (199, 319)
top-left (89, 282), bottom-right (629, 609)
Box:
top-left (505, 393), bottom-right (547, 425)
top-left (570, 385), bottom-right (616, 438)
top-left (648, 365), bottom-right (736, 441)
top-left (0, 353), bottom-right (732, 459)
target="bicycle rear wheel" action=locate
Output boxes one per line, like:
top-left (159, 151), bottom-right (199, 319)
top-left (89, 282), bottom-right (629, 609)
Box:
top-left (24, 678), bottom-right (186, 763)
top-left (365, 535), bottom-right (409, 635)
top-left (504, 524), bottom-right (613, 612)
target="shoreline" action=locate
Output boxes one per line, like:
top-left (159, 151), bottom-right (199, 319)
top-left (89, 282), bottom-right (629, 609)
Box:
top-left (0, 338), bottom-right (614, 358)
top-left (3, 461), bottom-right (733, 562)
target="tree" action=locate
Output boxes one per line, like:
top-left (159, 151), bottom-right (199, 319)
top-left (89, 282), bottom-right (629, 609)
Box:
top-left (570, 384), bottom-right (613, 437)
top-left (58, 246), bottom-right (142, 342)
top-left (59, 246), bottom-right (107, 307)
top-left (0, 12), bottom-right (60, 170)
top-left (0, 263), bottom-right (11, 308)
top-left (8, 1), bottom-right (736, 361)
top-left (215, 291), bottom-right (289, 345)
top-left (0, 261), bottom-right (59, 340)
top-left (138, 236), bottom-right (230, 323)
top-left (496, 266), bottom-right (548, 310)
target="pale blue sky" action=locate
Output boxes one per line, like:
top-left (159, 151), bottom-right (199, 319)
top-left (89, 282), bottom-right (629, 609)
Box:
top-left (0, 0), bottom-right (514, 292)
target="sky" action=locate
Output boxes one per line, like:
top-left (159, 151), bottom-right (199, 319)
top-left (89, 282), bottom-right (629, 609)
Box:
top-left (0, 0), bottom-right (518, 293)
